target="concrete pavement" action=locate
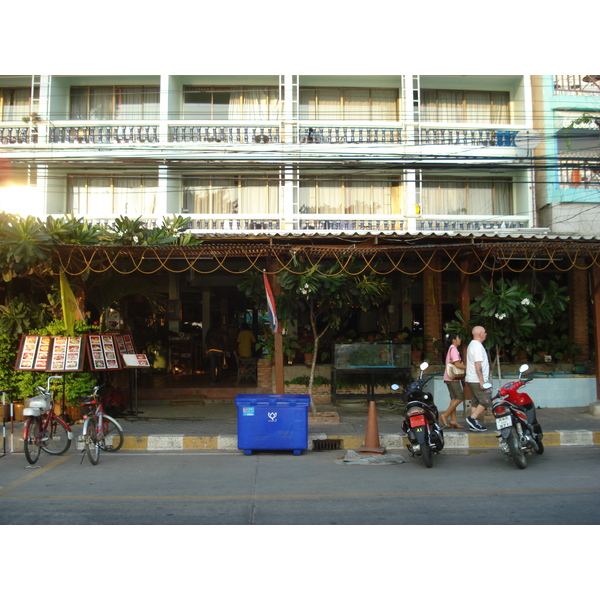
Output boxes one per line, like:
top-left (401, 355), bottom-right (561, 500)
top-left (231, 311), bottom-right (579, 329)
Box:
top-left (77, 399), bottom-right (600, 452)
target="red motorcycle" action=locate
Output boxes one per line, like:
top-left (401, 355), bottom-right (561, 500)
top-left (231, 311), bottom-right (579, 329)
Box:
top-left (487, 364), bottom-right (544, 469)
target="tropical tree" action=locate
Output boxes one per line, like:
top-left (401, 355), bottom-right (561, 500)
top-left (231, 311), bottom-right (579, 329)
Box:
top-left (240, 257), bottom-right (391, 413)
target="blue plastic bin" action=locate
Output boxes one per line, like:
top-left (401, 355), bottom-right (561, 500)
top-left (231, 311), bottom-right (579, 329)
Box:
top-left (235, 394), bottom-right (310, 455)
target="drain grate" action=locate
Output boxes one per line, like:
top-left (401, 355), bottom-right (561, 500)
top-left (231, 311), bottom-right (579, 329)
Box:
top-left (312, 438), bottom-right (342, 451)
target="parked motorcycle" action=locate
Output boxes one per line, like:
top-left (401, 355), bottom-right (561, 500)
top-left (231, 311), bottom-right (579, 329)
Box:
top-left (391, 362), bottom-right (444, 468)
top-left (487, 364), bottom-right (544, 469)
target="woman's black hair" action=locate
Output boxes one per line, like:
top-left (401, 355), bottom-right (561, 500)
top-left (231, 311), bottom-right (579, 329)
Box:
top-left (445, 331), bottom-right (461, 347)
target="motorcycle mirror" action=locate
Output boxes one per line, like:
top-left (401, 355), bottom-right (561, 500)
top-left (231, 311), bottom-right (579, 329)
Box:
top-left (482, 382), bottom-right (493, 389)
top-left (419, 362), bottom-right (429, 371)
top-left (391, 384), bottom-right (400, 391)
top-left (519, 364), bottom-right (529, 373)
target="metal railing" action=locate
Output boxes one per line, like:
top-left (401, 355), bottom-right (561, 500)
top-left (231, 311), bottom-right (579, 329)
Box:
top-left (558, 161), bottom-right (600, 188)
top-left (554, 75), bottom-right (600, 95)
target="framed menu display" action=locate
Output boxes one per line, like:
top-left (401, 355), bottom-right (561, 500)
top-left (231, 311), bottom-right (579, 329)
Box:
top-left (15, 335), bottom-right (85, 372)
top-left (122, 354), bottom-right (150, 368)
top-left (50, 336), bottom-right (85, 371)
top-left (115, 334), bottom-right (136, 356)
top-left (87, 334), bottom-right (122, 371)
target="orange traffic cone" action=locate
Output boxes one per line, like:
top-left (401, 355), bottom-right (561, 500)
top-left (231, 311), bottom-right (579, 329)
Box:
top-left (358, 400), bottom-right (386, 454)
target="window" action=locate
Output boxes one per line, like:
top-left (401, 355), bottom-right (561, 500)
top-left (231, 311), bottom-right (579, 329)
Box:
top-left (70, 86), bottom-right (160, 119)
top-left (299, 176), bottom-right (401, 214)
top-left (183, 177), bottom-right (279, 213)
top-left (183, 87), bottom-right (282, 120)
top-left (299, 88), bottom-right (399, 120)
top-left (68, 176), bottom-right (159, 214)
top-left (421, 177), bottom-right (512, 215)
top-left (1, 87), bottom-right (39, 121)
top-left (420, 90), bottom-right (510, 123)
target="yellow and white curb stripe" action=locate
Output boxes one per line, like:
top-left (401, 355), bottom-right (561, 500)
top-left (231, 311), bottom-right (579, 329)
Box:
top-left (100, 431), bottom-right (600, 451)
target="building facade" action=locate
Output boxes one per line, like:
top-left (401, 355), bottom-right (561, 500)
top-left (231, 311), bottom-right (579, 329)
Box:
top-left (1, 74), bottom-right (599, 383)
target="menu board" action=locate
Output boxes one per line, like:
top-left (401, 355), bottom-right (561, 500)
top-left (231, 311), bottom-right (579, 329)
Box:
top-left (87, 334), bottom-right (121, 371)
top-left (50, 336), bottom-right (85, 371)
top-left (115, 334), bottom-right (136, 356)
top-left (15, 335), bottom-right (85, 372)
top-left (122, 354), bottom-right (150, 368)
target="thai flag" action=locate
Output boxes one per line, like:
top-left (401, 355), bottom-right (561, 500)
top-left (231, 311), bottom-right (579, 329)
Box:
top-left (263, 270), bottom-right (281, 334)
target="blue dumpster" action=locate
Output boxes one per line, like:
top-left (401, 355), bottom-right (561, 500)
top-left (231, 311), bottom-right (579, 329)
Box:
top-left (235, 394), bottom-right (310, 455)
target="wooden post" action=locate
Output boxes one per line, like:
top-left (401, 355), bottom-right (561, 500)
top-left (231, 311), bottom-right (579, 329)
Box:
top-left (591, 265), bottom-right (600, 401)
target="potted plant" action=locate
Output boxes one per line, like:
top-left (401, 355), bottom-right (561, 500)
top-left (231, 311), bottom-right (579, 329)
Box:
top-left (411, 335), bottom-right (425, 364)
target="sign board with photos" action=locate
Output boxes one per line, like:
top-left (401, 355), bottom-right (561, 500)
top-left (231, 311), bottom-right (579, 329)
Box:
top-left (15, 333), bottom-right (135, 372)
top-left (86, 334), bottom-right (122, 371)
top-left (15, 335), bottom-right (85, 372)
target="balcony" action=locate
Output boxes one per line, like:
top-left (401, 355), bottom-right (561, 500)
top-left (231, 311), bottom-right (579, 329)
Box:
top-left (554, 76), bottom-right (600, 95)
top-left (77, 213), bottom-right (530, 235)
top-left (2, 121), bottom-right (524, 152)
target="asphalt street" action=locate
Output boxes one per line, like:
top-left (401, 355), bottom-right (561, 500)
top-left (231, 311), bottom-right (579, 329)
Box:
top-left (1, 444), bottom-right (599, 525)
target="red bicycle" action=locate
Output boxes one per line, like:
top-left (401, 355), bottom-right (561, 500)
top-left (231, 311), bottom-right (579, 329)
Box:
top-left (23, 375), bottom-right (73, 465)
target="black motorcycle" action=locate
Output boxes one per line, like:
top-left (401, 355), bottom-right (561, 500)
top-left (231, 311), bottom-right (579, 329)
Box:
top-left (392, 362), bottom-right (444, 468)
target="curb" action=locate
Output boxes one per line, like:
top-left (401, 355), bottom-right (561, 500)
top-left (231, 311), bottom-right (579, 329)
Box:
top-left (93, 430), bottom-right (600, 452)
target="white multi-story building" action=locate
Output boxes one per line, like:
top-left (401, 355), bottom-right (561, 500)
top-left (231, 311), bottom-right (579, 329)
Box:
top-left (1, 74), bottom-right (538, 233)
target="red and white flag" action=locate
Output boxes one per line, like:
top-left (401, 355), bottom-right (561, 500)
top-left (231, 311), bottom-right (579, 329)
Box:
top-left (263, 270), bottom-right (280, 334)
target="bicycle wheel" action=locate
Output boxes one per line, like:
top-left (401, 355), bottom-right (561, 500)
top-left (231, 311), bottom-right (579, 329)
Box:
top-left (100, 415), bottom-right (124, 452)
top-left (85, 415), bottom-right (100, 465)
top-left (24, 416), bottom-right (42, 465)
top-left (41, 416), bottom-right (72, 455)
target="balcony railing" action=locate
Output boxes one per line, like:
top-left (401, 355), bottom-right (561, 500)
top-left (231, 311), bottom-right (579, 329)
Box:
top-left (419, 127), bottom-right (517, 147)
top-left (0, 127), bottom-right (34, 144)
top-left (75, 214), bottom-right (529, 234)
top-left (554, 75), bottom-right (600, 95)
top-left (169, 125), bottom-right (281, 143)
top-left (49, 125), bottom-right (159, 144)
top-left (416, 215), bottom-right (529, 231)
top-left (298, 125), bottom-right (402, 144)
top-left (3, 122), bottom-right (524, 150)
top-left (559, 161), bottom-right (600, 188)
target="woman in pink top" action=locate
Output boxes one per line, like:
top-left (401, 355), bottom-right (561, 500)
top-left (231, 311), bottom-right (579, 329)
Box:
top-left (441, 332), bottom-right (467, 428)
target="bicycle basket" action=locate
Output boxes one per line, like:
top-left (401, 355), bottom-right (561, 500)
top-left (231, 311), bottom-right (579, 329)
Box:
top-left (27, 395), bottom-right (50, 413)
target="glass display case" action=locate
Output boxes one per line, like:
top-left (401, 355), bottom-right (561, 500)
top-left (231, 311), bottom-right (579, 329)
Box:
top-left (331, 343), bottom-right (411, 403)
top-left (334, 343), bottom-right (411, 369)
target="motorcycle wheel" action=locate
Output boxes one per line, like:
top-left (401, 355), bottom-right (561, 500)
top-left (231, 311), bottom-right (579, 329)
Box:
top-left (534, 437), bottom-right (544, 455)
top-left (421, 441), bottom-right (433, 468)
top-left (507, 427), bottom-right (527, 469)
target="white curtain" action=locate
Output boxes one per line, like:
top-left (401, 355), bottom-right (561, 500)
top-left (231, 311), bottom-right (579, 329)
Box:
top-left (228, 90), bottom-right (281, 120)
top-left (2, 88), bottom-right (30, 121)
top-left (115, 87), bottom-right (160, 120)
top-left (300, 178), bottom-right (395, 214)
top-left (240, 179), bottom-right (278, 212)
top-left (422, 179), bottom-right (511, 215)
top-left (69, 177), bottom-right (159, 214)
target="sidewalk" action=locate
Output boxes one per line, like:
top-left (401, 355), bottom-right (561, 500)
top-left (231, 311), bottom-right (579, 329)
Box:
top-left (71, 400), bottom-right (600, 452)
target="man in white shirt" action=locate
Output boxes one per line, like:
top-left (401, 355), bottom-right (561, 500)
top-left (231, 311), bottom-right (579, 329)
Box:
top-left (465, 325), bottom-right (491, 432)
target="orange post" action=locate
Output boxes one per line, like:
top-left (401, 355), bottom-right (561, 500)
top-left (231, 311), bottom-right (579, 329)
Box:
top-left (358, 400), bottom-right (386, 454)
